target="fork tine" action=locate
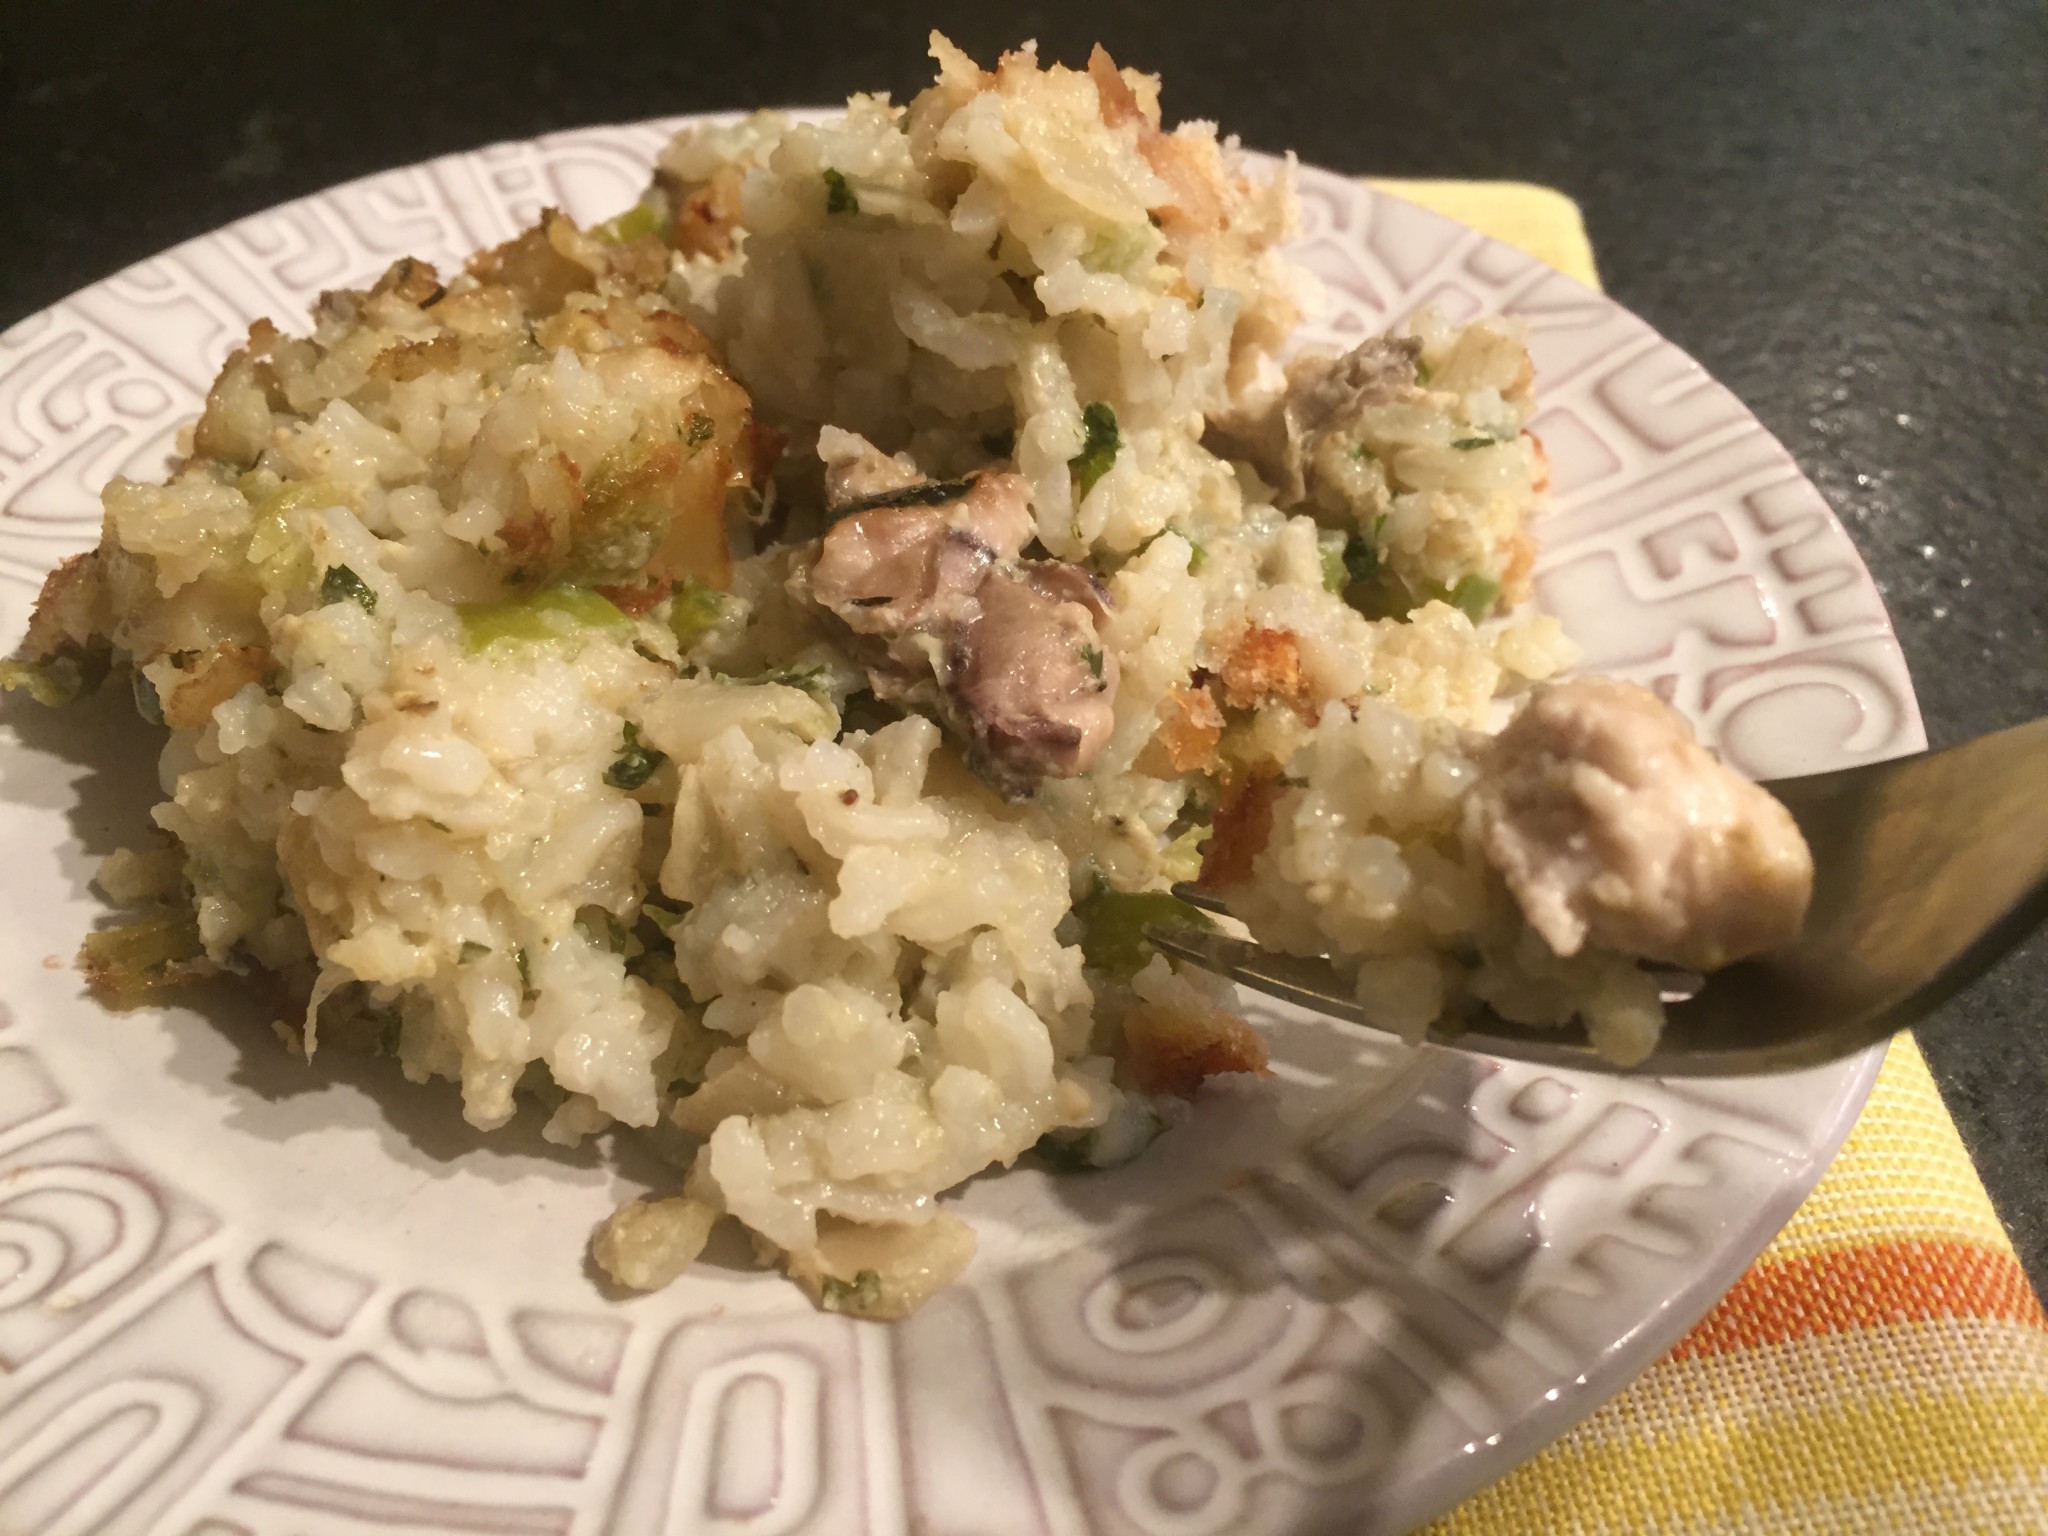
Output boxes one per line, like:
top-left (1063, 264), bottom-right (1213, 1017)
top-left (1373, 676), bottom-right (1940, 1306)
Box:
top-left (1142, 924), bottom-right (1379, 1027)
top-left (1143, 923), bottom-right (1642, 1075)
top-left (1167, 882), bottom-right (1231, 915)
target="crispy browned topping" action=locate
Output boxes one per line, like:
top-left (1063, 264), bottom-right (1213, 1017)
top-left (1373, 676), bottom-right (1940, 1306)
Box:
top-left (372, 256), bottom-right (446, 306)
top-left (1120, 999), bottom-right (1269, 1098)
top-left (666, 164), bottom-right (746, 261)
top-left (1136, 684), bottom-right (1225, 777)
top-left (162, 644), bottom-right (272, 731)
top-left (19, 551), bottom-right (110, 664)
top-left (369, 333), bottom-right (462, 384)
top-left (1198, 773), bottom-right (1283, 890)
top-left (467, 209), bottom-right (599, 316)
top-left (1220, 625), bottom-right (1314, 716)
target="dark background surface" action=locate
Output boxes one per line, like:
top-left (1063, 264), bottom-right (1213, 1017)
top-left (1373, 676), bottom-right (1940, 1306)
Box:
top-left (2, 1), bottom-right (2043, 1288)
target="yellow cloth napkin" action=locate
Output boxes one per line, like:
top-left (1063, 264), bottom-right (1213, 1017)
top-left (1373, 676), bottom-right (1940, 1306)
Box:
top-left (1366, 178), bottom-right (2048, 1534)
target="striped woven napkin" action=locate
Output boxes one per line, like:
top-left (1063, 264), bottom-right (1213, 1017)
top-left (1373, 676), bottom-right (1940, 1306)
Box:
top-left (1368, 179), bottom-right (2048, 1534)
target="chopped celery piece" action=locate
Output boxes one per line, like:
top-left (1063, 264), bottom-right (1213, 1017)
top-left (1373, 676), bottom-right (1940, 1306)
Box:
top-left (1449, 574), bottom-right (1500, 623)
top-left (667, 579), bottom-right (727, 649)
top-left (1161, 823), bottom-right (1211, 885)
top-left (1075, 880), bottom-right (1214, 978)
top-left (80, 908), bottom-right (207, 1008)
top-left (459, 585), bottom-right (634, 652)
top-left (0, 650), bottom-right (109, 707)
top-left (642, 902), bottom-right (685, 934)
top-left (1319, 534), bottom-right (1348, 592)
top-left (592, 199), bottom-right (667, 244)
top-left (246, 479), bottom-right (350, 593)
top-left (1081, 224), bottom-right (1153, 273)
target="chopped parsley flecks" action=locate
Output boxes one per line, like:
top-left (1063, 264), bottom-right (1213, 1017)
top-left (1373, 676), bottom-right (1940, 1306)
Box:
top-left (320, 564), bottom-right (377, 613)
top-left (603, 720), bottom-right (667, 790)
top-left (1324, 531), bottom-right (1380, 592)
top-left (828, 476), bottom-right (979, 520)
top-left (1343, 533), bottom-right (1381, 586)
top-left (819, 1269), bottom-right (884, 1314)
top-left (759, 663), bottom-right (831, 695)
top-left (1136, 526), bottom-right (1208, 572)
top-left (1033, 1131), bottom-right (1099, 1172)
top-left (576, 906), bottom-right (633, 954)
top-left (1070, 402), bottom-right (1120, 497)
top-left (823, 168), bottom-right (858, 215)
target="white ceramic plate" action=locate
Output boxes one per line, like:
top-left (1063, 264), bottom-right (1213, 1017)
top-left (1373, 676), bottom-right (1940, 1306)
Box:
top-left (0, 119), bottom-right (1922, 1536)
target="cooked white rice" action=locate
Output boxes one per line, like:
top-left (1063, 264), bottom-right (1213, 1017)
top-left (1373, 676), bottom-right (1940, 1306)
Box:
top-left (9, 35), bottom-right (1808, 1317)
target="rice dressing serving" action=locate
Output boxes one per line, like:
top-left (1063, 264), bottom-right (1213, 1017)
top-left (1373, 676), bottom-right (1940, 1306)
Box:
top-left (5, 35), bottom-right (1810, 1316)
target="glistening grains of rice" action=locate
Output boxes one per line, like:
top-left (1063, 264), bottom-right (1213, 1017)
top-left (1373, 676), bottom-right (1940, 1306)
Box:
top-left (5, 35), bottom-right (1811, 1316)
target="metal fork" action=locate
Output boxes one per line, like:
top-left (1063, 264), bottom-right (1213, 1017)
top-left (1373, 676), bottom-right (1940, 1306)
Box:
top-left (1147, 714), bottom-right (2048, 1077)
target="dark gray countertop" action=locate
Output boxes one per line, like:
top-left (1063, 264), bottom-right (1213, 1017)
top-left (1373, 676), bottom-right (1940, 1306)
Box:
top-left (4, 0), bottom-right (2043, 1288)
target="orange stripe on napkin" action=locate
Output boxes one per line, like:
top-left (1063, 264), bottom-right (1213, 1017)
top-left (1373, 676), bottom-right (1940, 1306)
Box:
top-left (1670, 1240), bottom-right (2048, 1359)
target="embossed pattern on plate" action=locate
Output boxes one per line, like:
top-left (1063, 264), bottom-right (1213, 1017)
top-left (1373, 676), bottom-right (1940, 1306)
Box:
top-left (0, 120), bottom-right (1919, 1535)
